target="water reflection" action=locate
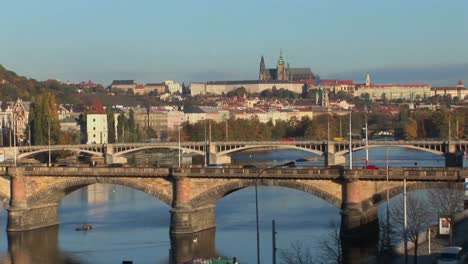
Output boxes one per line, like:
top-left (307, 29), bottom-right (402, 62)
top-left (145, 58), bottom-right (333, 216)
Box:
top-left (7, 226), bottom-right (87, 264)
top-left (170, 228), bottom-right (216, 264)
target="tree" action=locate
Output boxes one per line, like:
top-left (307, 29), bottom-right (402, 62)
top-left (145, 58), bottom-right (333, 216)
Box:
top-left (390, 194), bottom-right (432, 264)
top-left (279, 241), bottom-right (314, 264)
top-left (29, 89), bottom-right (60, 145)
top-left (106, 106), bottom-right (116, 143)
top-left (318, 222), bottom-right (342, 264)
top-left (404, 118), bottom-right (418, 139)
top-left (426, 187), bottom-right (464, 245)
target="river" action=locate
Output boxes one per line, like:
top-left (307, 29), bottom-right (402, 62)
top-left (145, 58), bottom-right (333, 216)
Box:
top-left (0, 147), bottom-right (448, 263)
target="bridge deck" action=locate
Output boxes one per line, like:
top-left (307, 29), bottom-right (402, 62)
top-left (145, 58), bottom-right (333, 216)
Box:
top-left (4, 166), bottom-right (466, 182)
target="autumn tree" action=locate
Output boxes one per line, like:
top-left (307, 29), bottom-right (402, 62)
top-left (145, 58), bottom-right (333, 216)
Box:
top-left (29, 89), bottom-right (60, 145)
top-left (404, 118), bottom-right (418, 139)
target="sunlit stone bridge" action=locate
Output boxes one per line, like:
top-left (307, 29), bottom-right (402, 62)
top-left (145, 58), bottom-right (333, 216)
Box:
top-left (2, 165), bottom-right (466, 243)
top-left (3, 140), bottom-right (468, 166)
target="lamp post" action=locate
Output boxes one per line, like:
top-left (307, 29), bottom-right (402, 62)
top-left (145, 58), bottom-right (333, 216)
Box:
top-left (48, 121), bottom-right (51, 166)
top-left (403, 177), bottom-right (408, 264)
top-left (255, 161), bottom-right (295, 264)
top-left (13, 114), bottom-right (17, 166)
top-left (178, 125), bottom-right (181, 168)
top-left (385, 146), bottom-right (391, 250)
top-left (349, 112), bottom-right (353, 169)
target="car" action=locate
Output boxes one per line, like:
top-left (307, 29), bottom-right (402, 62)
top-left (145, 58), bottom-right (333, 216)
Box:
top-left (242, 164), bottom-right (257, 169)
top-left (365, 164), bottom-right (379, 170)
top-left (295, 158), bottom-right (308, 162)
top-left (108, 163), bottom-right (125, 168)
top-left (206, 164), bottom-right (223, 168)
top-left (437, 246), bottom-right (465, 264)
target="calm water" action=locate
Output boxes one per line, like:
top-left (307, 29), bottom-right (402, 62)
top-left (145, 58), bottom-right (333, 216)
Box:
top-left (0, 147), bottom-right (446, 264)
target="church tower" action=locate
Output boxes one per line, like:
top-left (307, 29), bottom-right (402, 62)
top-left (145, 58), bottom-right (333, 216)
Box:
top-left (365, 72), bottom-right (371, 86)
top-left (277, 50), bottom-right (286, 80)
top-left (259, 56), bottom-right (266, 80)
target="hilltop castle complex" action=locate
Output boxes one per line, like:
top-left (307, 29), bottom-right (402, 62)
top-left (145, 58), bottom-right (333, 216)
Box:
top-left (258, 51), bottom-right (315, 81)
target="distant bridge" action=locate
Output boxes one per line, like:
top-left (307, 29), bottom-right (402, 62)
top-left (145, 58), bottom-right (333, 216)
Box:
top-left (2, 140), bottom-right (467, 166)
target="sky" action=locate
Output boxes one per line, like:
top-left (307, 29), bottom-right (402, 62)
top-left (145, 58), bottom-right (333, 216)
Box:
top-left (1, 0), bottom-right (468, 86)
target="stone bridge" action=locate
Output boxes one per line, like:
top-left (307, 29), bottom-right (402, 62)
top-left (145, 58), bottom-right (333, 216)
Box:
top-left (3, 140), bottom-right (468, 166)
top-left (3, 166), bottom-right (466, 243)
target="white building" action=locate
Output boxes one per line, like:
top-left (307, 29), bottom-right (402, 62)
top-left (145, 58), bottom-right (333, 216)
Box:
top-left (86, 98), bottom-right (108, 144)
top-left (164, 80), bottom-right (182, 94)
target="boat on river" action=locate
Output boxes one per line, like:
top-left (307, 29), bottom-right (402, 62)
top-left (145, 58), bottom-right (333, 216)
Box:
top-left (188, 257), bottom-right (233, 264)
top-left (75, 224), bottom-right (93, 231)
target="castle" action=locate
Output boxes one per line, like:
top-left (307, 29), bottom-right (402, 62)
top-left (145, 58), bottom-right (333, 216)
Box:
top-left (259, 51), bottom-right (315, 81)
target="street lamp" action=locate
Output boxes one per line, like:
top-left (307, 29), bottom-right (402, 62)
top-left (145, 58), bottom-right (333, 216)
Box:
top-left (48, 121), bottom-right (51, 166)
top-left (178, 125), bottom-right (181, 168)
top-left (255, 161), bottom-right (295, 264)
top-left (349, 112), bottom-right (353, 169)
top-left (403, 177), bottom-right (408, 264)
top-left (13, 114), bottom-right (17, 166)
top-left (385, 146), bottom-right (391, 250)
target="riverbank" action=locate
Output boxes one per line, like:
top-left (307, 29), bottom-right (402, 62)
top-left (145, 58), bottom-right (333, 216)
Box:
top-left (390, 211), bottom-right (468, 264)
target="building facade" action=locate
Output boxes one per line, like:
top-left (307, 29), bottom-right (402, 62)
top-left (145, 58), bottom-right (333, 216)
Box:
top-left (86, 98), bottom-right (108, 144)
top-left (354, 73), bottom-right (432, 100)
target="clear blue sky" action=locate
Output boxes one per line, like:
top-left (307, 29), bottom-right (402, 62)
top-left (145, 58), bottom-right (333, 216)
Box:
top-left (1, 0), bottom-right (467, 85)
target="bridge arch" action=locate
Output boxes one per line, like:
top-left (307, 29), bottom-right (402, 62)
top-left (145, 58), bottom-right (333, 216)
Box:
top-left (190, 179), bottom-right (341, 209)
top-left (114, 146), bottom-right (204, 157)
top-left (18, 148), bottom-right (103, 160)
top-left (27, 177), bottom-right (172, 206)
top-left (361, 181), bottom-right (463, 211)
top-left (217, 145), bottom-right (324, 157)
top-left (335, 144), bottom-right (445, 157)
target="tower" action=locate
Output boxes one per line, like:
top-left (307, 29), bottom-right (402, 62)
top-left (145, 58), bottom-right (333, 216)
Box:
top-left (259, 56), bottom-right (266, 80)
top-left (86, 98), bottom-right (108, 144)
top-left (365, 73), bottom-right (371, 86)
top-left (277, 50), bottom-right (286, 81)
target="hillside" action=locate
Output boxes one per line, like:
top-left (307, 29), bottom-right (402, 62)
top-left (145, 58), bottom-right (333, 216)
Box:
top-left (0, 65), bottom-right (177, 107)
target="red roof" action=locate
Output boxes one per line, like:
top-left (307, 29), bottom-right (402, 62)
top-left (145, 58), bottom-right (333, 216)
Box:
top-left (88, 98), bottom-right (106, 114)
top-left (319, 79), bottom-right (355, 85)
top-left (358, 84), bottom-right (429, 88)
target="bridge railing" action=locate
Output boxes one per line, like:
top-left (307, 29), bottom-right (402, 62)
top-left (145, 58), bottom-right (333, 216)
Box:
top-left (8, 166), bottom-right (170, 177)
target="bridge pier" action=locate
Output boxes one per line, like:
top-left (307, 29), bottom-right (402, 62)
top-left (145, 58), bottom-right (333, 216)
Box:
top-left (325, 142), bottom-right (346, 166)
top-left (8, 170), bottom-right (59, 232)
top-left (209, 154), bottom-right (231, 165)
top-left (340, 179), bottom-right (378, 240)
top-left (170, 176), bottom-right (216, 234)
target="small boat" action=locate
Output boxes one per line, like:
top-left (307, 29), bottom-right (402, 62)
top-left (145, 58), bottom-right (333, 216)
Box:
top-left (75, 224), bottom-right (93, 231)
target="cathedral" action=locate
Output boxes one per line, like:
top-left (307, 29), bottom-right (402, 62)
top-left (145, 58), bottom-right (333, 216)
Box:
top-left (258, 51), bottom-right (315, 81)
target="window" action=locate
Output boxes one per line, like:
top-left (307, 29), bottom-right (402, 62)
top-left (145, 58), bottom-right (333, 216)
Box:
top-left (93, 119), bottom-right (96, 122)
top-left (93, 134), bottom-right (96, 138)
top-left (93, 127), bottom-right (96, 130)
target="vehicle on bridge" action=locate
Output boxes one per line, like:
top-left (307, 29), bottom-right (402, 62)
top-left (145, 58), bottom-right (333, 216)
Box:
top-left (364, 164), bottom-right (379, 170)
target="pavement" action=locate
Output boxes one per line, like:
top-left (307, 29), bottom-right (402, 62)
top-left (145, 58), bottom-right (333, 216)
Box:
top-left (389, 218), bottom-right (468, 264)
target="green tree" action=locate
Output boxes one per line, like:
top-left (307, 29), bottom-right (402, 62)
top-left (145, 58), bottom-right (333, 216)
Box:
top-left (29, 89), bottom-right (60, 145)
top-left (106, 107), bottom-right (116, 143)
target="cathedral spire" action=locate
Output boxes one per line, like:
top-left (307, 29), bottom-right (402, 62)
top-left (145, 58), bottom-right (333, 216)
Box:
top-left (259, 56), bottom-right (266, 80)
top-left (278, 49), bottom-right (285, 65)
top-left (365, 72), bottom-right (371, 86)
